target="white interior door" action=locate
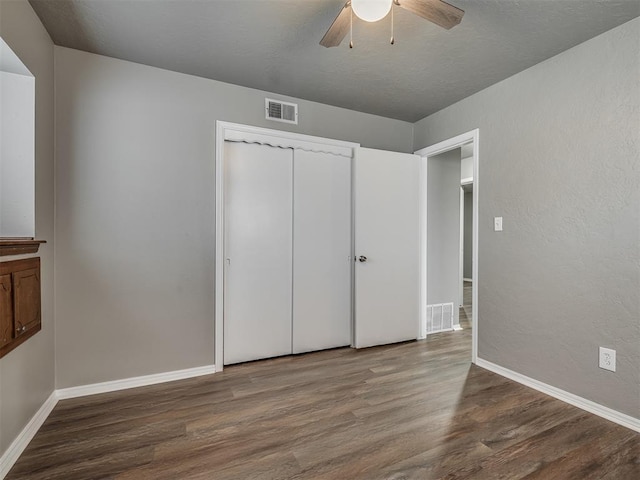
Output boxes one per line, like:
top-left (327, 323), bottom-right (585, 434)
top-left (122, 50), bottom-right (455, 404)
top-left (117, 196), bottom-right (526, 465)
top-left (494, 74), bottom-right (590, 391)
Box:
top-left (292, 149), bottom-right (351, 353)
top-left (224, 141), bottom-right (293, 364)
top-left (354, 148), bottom-right (420, 348)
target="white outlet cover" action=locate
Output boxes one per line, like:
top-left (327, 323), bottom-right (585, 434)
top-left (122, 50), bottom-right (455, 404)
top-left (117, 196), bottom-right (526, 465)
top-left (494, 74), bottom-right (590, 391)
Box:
top-left (494, 217), bottom-right (503, 231)
top-left (599, 347), bottom-right (616, 372)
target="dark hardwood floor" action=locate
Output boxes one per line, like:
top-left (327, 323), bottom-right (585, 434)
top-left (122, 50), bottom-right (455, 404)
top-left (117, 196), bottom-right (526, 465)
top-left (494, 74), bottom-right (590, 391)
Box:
top-left (8, 287), bottom-right (639, 479)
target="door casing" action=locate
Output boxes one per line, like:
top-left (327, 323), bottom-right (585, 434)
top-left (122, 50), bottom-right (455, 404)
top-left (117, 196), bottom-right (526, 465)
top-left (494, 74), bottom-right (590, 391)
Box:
top-left (415, 129), bottom-right (480, 364)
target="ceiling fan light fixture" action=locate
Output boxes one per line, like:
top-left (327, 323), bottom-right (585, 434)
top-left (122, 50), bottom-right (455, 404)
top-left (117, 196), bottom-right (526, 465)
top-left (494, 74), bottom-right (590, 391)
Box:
top-left (351, 0), bottom-right (392, 23)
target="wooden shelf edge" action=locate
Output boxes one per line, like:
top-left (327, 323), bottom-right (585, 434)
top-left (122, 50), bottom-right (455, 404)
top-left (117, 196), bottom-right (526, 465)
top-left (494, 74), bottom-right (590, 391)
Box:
top-left (0, 324), bottom-right (41, 359)
top-left (0, 239), bottom-right (46, 257)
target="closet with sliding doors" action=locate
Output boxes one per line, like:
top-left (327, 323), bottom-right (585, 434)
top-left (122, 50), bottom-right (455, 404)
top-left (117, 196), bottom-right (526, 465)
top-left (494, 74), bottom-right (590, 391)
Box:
top-left (222, 134), bottom-right (354, 365)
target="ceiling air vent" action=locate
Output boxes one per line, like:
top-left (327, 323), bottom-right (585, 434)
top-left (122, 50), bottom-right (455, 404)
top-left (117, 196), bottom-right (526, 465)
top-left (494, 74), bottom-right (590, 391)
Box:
top-left (265, 98), bottom-right (298, 124)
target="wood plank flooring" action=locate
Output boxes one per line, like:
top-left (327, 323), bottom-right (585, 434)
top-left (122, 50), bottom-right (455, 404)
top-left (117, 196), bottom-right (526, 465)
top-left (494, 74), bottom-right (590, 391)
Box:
top-left (8, 288), bottom-right (639, 479)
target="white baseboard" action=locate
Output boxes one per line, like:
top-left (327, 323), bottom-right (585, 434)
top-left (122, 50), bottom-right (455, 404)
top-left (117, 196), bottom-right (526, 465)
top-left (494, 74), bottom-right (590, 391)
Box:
top-left (57, 364), bottom-right (216, 400)
top-left (463, 278), bottom-right (472, 282)
top-left (0, 364), bottom-right (216, 479)
top-left (476, 358), bottom-right (640, 433)
top-left (0, 392), bottom-right (58, 479)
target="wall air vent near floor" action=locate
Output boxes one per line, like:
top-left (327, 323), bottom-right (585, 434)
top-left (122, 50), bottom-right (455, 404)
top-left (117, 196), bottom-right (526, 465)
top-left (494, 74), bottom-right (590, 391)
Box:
top-left (265, 98), bottom-right (298, 124)
top-left (426, 302), bottom-right (454, 334)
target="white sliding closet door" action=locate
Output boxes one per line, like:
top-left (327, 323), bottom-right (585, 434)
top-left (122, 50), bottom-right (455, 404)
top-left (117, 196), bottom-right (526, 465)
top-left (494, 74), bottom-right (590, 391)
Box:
top-left (292, 149), bottom-right (351, 354)
top-left (224, 141), bottom-right (293, 365)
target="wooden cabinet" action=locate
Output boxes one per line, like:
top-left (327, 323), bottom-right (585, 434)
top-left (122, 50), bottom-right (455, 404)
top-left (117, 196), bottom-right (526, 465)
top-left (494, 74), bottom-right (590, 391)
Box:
top-left (0, 258), bottom-right (41, 358)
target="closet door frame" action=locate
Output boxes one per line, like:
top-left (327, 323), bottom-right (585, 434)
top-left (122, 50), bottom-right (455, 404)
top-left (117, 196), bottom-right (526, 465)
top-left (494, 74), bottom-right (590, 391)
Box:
top-left (215, 121), bottom-right (359, 371)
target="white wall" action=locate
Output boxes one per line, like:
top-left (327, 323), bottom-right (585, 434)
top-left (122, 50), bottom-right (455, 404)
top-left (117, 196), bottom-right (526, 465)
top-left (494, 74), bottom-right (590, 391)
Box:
top-left (0, 0), bottom-right (55, 459)
top-left (414, 18), bottom-right (640, 418)
top-left (54, 47), bottom-right (414, 388)
top-left (0, 70), bottom-right (35, 237)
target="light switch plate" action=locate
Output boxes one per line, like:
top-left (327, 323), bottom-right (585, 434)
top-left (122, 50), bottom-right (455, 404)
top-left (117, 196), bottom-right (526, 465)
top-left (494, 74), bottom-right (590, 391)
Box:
top-left (494, 217), bottom-right (503, 232)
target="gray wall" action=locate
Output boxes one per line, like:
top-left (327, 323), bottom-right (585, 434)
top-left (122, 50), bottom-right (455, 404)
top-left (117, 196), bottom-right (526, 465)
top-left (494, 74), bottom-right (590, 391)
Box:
top-left (464, 191), bottom-right (473, 280)
top-left (427, 148), bottom-right (461, 326)
top-left (414, 18), bottom-right (640, 418)
top-left (54, 46), bottom-right (414, 388)
top-left (0, 0), bottom-right (55, 457)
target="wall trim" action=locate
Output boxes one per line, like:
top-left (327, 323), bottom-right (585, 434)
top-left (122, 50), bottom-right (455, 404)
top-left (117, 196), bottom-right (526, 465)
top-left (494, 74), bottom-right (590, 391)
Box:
top-left (476, 358), bottom-right (640, 433)
top-left (0, 391), bottom-right (58, 479)
top-left (463, 278), bottom-right (472, 282)
top-left (56, 364), bottom-right (216, 400)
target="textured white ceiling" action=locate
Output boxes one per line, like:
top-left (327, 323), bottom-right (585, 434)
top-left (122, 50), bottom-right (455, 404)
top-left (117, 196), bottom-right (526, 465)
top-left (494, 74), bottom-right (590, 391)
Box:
top-left (29, 0), bottom-right (640, 122)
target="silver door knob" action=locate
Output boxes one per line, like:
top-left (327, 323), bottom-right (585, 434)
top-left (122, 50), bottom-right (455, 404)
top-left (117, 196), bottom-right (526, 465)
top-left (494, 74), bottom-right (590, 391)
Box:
top-left (358, 256), bottom-right (367, 263)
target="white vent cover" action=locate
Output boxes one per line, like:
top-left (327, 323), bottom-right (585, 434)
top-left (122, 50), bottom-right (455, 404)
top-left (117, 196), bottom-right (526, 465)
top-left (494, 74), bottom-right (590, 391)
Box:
top-left (265, 98), bottom-right (298, 124)
top-left (426, 303), bottom-right (454, 335)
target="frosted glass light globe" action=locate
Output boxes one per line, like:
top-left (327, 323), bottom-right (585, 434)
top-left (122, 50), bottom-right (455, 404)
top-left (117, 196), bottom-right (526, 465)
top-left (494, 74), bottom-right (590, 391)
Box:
top-left (351, 0), bottom-right (392, 23)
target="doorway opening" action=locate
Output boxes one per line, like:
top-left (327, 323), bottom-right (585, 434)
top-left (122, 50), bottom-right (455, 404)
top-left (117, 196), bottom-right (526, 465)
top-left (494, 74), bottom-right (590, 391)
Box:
top-left (415, 129), bottom-right (479, 363)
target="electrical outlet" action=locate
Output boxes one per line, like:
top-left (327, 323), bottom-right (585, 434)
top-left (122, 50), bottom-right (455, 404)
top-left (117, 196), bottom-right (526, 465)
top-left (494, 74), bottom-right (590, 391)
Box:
top-left (599, 347), bottom-right (616, 372)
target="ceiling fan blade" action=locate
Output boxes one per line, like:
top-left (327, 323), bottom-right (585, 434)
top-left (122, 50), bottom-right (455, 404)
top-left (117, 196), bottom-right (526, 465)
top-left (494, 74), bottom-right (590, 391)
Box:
top-left (397, 0), bottom-right (464, 30)
top-left (320, 1), bottom-right (352, 48)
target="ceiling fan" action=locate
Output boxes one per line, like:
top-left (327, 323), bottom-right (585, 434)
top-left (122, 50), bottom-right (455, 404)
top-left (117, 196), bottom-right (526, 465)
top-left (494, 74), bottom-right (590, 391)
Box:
top-left (320, 0), bottom-right (465, 47)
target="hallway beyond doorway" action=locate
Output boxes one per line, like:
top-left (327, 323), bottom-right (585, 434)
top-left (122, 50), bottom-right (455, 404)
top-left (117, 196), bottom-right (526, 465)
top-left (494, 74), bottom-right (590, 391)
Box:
top-left (460, 280), bottom-right (472, 330)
